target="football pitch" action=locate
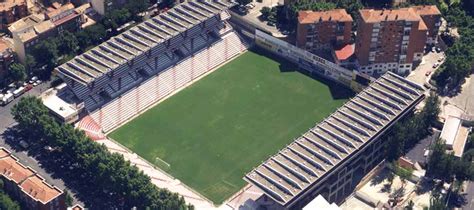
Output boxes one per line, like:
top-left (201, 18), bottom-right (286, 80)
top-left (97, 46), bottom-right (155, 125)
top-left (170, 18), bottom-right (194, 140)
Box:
top-left (109, 49), bottom-right (353, 204)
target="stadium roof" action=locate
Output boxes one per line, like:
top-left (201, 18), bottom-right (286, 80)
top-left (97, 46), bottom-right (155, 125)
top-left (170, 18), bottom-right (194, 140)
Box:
top-left (244, 72), bottom-right (425, 206)
top-left (56, 0), bottom-right (234, 85)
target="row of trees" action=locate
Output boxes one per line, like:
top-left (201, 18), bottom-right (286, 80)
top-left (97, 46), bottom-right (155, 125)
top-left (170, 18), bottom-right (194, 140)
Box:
top-left (11, 97), bottom-right (192, 209)
top-left (432, 0), bottom-right (474, 93)
top-left (384, 93), bottom-right (441, 161)
top-left (426, 138), bottom-right (474, 183)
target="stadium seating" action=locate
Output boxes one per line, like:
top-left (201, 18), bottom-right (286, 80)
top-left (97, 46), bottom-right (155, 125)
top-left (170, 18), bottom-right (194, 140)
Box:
top-left (88, 30), bottom-right (248, 132)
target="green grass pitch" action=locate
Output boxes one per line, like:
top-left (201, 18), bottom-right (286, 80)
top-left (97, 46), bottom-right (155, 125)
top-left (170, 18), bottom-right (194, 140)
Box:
top-left (109, 49), bottom-right (353, 204)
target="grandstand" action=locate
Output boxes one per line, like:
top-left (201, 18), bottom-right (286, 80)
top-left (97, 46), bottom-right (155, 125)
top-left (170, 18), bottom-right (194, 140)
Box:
top-left (244, 72), bottom-right (425, 209)
top-left (55, 0), bottom-right (248, 132)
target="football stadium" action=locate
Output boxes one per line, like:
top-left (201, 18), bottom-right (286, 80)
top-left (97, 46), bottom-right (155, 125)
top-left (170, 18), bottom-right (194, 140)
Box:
top-left (50, 0), bottom-right (426, 208)
top-left (109, 49), bottom-right (352, 203)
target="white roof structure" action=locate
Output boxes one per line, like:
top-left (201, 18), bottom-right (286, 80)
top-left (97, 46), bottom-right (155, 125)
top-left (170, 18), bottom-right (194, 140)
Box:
top-left (55, 0), bottom-right (234, 86)
top-left (244, 72), bottom-right (425, 207)
top-left (440, 115), bottom-right (461, 147)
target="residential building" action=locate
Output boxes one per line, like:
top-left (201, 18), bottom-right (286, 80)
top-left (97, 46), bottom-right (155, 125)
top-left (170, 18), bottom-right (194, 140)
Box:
top-left (46, 3), bottom-right (81, 33)
top-left (90, 0), bottom-right (128, 15)
top-left (355, 8), bottom-right (428, 75)
top-left (411, 5), bottom-right (442, 45)
top-left (9, 3), bottom-right (81, 63)
top-left (0, 39), bottom-right (14, 85)
top-left (0, 0), bottom-right (28, 31)
top-left (0, 148), bottom-right (66, 210)
top-left (297, 9), bottom-right (353, 52)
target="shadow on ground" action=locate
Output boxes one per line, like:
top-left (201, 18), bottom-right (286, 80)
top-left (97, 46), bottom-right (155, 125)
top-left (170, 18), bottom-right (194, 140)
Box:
top-left (248, 47), bottom-right (355, 100)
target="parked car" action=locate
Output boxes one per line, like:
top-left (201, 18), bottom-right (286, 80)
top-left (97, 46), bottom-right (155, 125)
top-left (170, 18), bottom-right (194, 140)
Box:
top-left (425, 71), bottom-right (432, 76)
top-left (12, 86), bottom-right (25, 98)
top-left (437, 57), bottom-right (444, 62)
top-left (33, 80), bottom-right (41, 86)
top-left (435, 47), bottom-right (441, 53)
top-left (24, 84), bottom-right (33, 92)
top-left (432, 62), bottom-right (439, 68)
top-left (1, 92), bottom-right (13, 105)
top-left (245, 3), bottom-right (255, 9)
top-left (29, 76), bottom-right (38, 84)
top-left (237, 6), bottom-right (248, 15)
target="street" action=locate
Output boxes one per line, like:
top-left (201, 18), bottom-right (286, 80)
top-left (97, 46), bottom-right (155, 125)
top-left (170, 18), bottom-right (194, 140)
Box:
top-left (407, 50), bottom-right (444, 85)
top-left (464, 182), bottom-right (474, 210)
top-left (0, 82), bottom-right (84, 207)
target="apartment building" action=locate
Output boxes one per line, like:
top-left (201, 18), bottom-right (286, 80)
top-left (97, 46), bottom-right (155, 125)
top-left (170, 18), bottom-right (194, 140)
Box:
top-left (0, 0), bottom-right (28, 31)
top-left (9, 3), bottom-right (81, 63)
top-left (355, 8), bottom-right (428, 75)
top-left (297, 9), bottom-right (353, 52)
top-left (0, 39), bottom-right (14, 85)
top-left (412, 5), bottom-right (441, 45)
top-left (90, 0), bottom-right (127, 15)
top-left (0, 148), bottom-right (66, 210)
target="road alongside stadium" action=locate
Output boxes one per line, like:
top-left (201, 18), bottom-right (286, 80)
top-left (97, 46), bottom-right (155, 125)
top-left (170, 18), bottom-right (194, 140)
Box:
top-left (0, 82), bottom-right (84, 207)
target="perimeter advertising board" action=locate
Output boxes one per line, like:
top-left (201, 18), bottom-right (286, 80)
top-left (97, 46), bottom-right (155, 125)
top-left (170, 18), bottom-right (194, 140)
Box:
top-left (254, 30), bottom-right (370, 91)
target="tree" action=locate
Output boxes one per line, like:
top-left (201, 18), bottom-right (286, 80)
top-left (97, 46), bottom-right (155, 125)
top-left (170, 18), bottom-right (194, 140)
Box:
top-left (9, 63), bottom-right (27, 83)
top-left (65, 190), bottom-right (73, 207)
top-left (260, 6), bottom-right (272, 20)
top-left (0, 180), bottom-right (20, 210)
top-left (11, 97), bottom-right (50, 138)
top-left (25, 54), bottom-right (37, 73)
top-left (11, 97), bottom-right (191, 209)
top-left (236, 0), bottom-right (252, 6)
top-left (419, 93), bottom-right (440, 127)
top-left (31, 38), bottom-right (59, 71)
top-left (425, 194), bottom-right (446, 210)
top-left (103, 9), bottom-right (132, 32)
top-left (0, 192), bottom-right (20, 210)
top-left (405, 200), bottom-right (414, 210)
top-left (77, 24), bottom-right (107, 51)
top-left (57, 31), bottom-right (79, 55)
top-left (159, 0), bottom-right (175, 9)
top-left (126, 0), bottom-right (149, 19)
top-left (427, 138), bottom-right (474, 183)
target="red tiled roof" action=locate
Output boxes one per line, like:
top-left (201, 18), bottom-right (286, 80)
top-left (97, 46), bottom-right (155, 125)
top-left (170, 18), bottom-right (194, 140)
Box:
top-left (52, 12), bottom-right (79, 26)
top-left (298, 9), bottom-right (353, 24)
top-left (335, 44), bottom-right (354, 61)
top-left (411, 5), bottom-right (441, 16)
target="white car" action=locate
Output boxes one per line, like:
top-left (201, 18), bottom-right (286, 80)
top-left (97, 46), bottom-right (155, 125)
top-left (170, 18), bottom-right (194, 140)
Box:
top-left (33, 80), bottom-right (41, 86)
top-left (433, 62), bottom-right (440, 68)
top-left (29, 76), bottom-right (38, 84)
top-left (246, 3), bottom-right (255, 9)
